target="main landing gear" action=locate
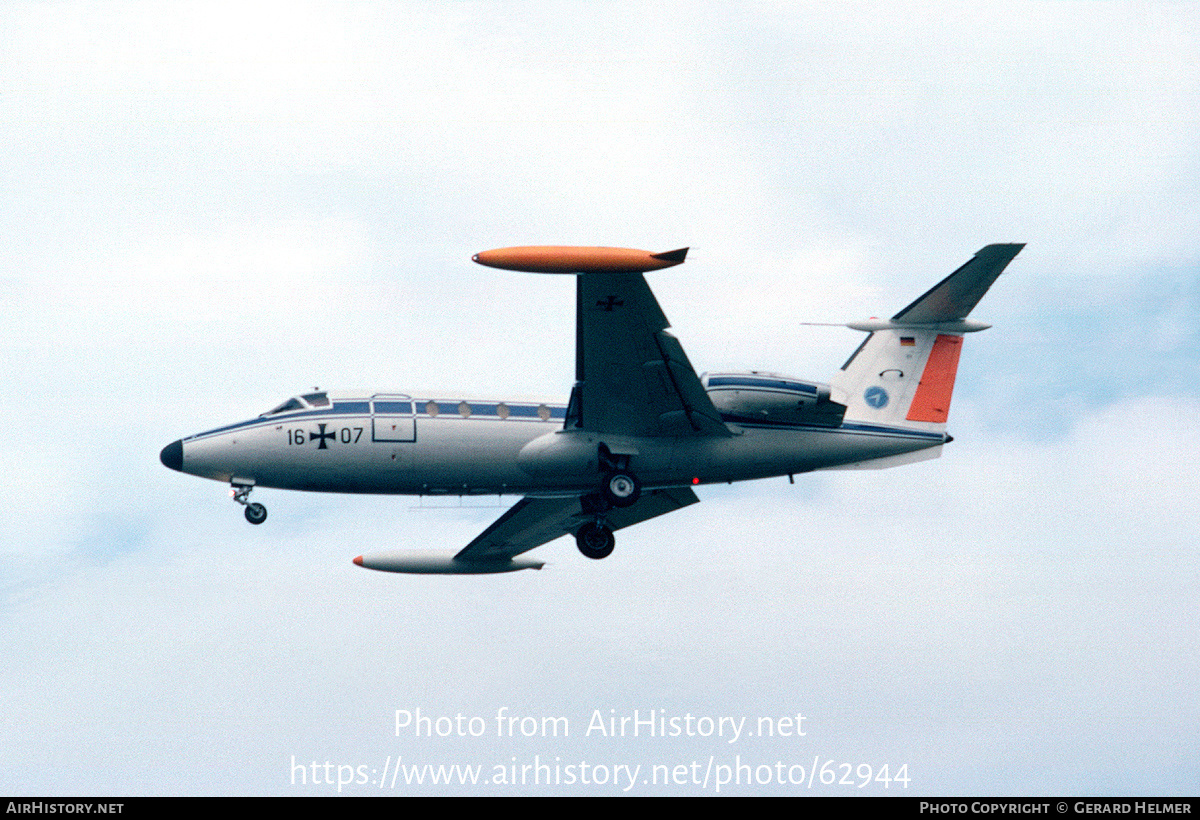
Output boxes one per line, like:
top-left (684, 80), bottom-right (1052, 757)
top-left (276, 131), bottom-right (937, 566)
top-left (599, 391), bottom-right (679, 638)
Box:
top-left (573, 446), bottom-right (642, 560)
top-left (575, 520), bottom-right (615, 559)
top-left (231, 483), bottom-right (267, 525)
top-left (598, 444), bottom-right (641, 508)
top-left (603, 470), bottom-right (641, 507)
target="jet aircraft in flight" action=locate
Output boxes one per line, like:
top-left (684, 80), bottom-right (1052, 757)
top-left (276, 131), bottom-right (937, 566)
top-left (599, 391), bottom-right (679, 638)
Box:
top-left (161, 243), bottom-right (1023, 573)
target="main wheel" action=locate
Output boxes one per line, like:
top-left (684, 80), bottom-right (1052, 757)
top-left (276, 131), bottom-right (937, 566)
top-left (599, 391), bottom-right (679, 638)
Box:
top-left (603, 471), bottom-right (641, 508)
top-left (244, 503), bottom-right (268, 525)
top-left (575, 522), bottom-right (615, 560)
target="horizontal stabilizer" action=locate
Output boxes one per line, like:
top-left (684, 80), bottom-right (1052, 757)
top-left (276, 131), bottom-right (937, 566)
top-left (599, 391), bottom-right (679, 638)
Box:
top-left (892, 244), bottom-right (1024, 323)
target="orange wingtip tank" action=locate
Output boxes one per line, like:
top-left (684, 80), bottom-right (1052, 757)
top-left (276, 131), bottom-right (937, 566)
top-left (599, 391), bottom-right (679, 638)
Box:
top-left (472, 246), bottom-right (688, 273)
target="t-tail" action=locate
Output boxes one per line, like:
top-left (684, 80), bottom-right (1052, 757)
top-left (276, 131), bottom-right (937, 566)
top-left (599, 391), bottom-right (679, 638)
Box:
top-left (829, 244), bottom-right (1024, 435)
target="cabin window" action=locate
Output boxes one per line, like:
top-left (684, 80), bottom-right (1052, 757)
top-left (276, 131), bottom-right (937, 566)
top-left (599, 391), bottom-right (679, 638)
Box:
top-left (537, 404), bottom-right (551, 421)
top-left (458, 401), bottom-right (471, 418)
top-left (497, 402), bottom-right (510, 419)
top-left (425, 401), bottom-right (438, 416)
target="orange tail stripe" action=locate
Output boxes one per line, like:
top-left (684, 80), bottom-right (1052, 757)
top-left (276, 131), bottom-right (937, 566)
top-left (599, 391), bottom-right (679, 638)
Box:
top-left (906, 334), bottom-right (963, 423)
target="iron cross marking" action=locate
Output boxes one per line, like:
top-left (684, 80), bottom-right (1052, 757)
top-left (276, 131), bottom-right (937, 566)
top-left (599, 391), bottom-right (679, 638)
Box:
top-left (597, 295), bottom-right (624, 312)
top-left (311, 423), bottom-right (336, 449)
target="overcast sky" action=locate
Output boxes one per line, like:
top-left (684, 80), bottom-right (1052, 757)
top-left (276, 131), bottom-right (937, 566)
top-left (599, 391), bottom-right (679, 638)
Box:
top-left (3, 0), bottom-right (1198, 796)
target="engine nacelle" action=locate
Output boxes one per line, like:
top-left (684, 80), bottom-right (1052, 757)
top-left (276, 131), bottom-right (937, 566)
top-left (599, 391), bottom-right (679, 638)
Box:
top-left (702, 372), bottom-right (846, 428)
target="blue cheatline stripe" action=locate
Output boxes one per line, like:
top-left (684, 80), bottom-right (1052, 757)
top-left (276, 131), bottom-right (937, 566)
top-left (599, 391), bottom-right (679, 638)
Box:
top-left (185, 404), bottom-right (937, 443)
top-left (186, 407), bottom-right (344, 439)
top-left (729, 418), bottom-right (945, 440)
top-left (706, 376), bottom-right (820, 395)
top-left (420, 401), bottom-right (566, 420)
top-left (836, 422), bottom-right (945, 440)
top-left (186, 412), bottom-right (377, 441)
top-left (374, 401), bottom-right (412, 413)
top-left (505, 405), bottom-right (543, 418)
top-left (184, 399), bottom-right (569, 441)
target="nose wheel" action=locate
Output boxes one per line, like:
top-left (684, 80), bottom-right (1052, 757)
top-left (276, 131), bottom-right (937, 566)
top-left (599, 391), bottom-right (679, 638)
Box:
top-left (231, 483), bottom-right (268, 525)
top-left (244, 503), bottom-right (268, 525)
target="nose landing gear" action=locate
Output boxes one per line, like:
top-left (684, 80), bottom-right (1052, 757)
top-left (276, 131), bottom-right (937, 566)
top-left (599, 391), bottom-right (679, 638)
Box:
top-left (231, 483), bottom-right (268, 525)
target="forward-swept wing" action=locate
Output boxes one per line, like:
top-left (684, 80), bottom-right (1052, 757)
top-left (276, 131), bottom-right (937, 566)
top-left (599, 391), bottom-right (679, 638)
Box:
top-left (360, 247), bottom-right (723, 572)
top-left (568, 269), bottom-right (731, 437)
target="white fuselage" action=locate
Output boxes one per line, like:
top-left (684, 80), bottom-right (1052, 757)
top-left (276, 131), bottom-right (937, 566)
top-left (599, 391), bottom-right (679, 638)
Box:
top-left (172, 391), bottom-right (946, 495)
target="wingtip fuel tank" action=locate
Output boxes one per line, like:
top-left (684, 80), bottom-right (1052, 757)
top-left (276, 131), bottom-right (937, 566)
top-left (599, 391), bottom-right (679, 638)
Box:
top-left (353, 552), bottom-right (545, 574)
top-left (472, 246), bottom-right (688, 273)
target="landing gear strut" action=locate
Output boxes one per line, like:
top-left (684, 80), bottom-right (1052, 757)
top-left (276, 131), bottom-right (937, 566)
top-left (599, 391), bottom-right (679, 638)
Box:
top-left (231, 483), bottom-right (268, 525)
top-left (575, 492), bottom-right (616, 559)
top-left (575, 446), bottom-right (645, 559)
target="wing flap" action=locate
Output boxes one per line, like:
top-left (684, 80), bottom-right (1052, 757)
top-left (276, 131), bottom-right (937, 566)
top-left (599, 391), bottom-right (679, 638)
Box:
top-left (576, 272), bottom-right (730, 437)
top-left (655, 331), bottom-right (730, 434)
top-left (602, 486), bottom-right (699, 530)
top-left (454, 496), bottom-right (579, 561)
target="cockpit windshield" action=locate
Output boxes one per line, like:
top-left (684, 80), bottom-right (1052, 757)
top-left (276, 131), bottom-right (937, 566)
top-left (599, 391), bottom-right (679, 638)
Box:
top-left (263, 392), bottom-right (329, 416)
top-left (265, 398), bottom-right (304, 416)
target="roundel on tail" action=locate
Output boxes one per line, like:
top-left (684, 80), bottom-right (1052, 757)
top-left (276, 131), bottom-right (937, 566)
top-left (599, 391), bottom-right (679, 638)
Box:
top-left (864, 386), bottom-right (889, 409)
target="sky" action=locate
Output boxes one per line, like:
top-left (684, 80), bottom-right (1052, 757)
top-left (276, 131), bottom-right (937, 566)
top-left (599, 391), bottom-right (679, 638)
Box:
top-left (2, 0), bottom-right (1198, 796)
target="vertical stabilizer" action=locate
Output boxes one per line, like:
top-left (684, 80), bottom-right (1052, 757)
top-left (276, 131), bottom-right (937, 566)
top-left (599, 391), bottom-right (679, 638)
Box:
top-left (829, 244), bottom-right (1022, 430)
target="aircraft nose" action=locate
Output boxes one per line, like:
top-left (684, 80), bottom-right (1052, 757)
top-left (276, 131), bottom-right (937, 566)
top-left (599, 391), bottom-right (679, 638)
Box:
top-left (160, 439), bottom-right (183, 472)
